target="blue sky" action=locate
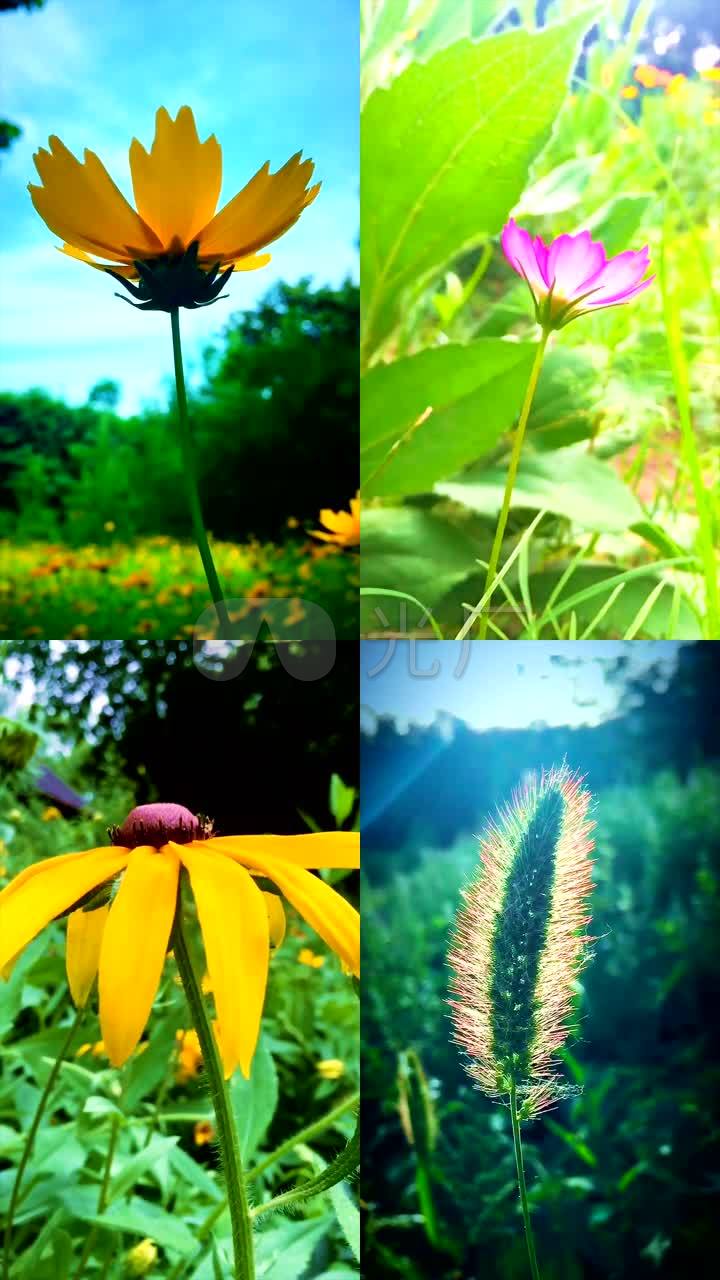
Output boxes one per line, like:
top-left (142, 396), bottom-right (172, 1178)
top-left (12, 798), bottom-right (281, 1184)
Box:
top-left (361, 641), bottom-right (684, 732)
top-left (0, 0), bottom-right (358, 415)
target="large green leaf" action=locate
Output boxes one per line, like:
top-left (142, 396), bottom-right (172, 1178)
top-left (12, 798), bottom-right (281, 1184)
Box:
top-left (436, 447), bottom-right (643, 532)
top-left (526, 347), bottom-right (603, 449)
top-left (517, 155), bottom-right (603, 216)
top-left (361, 8), bottom-right (598, 356)
top-left (361, 507), bottom-right (483, 632)
top-left (361, 339), bottom-right (535, 496)
top-left (230, 1033), bottom-right (278, 1162)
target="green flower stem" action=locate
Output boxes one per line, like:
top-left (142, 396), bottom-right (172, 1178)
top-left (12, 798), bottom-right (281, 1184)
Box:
top-left (170, 307), bottom-right (232, 639)
top-left (249, 1119), bottom-right (359, 1220)
top-left (471, 330), bottom-right (550, 640)
top-left (171, 890), bottom-right (255, 1280)
top-left (166, 1090), bottom-right (359, 1280)
top-left (2, 1001), bottom-right (85, 1280)
top-left (509, 1081), bottom-right (541, 1280)
top-left (72, 1112), bottom-right (121, 1280)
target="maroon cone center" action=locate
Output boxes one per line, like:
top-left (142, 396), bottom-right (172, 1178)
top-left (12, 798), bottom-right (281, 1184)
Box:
top-left (113, 803), bottom-right (201, 848)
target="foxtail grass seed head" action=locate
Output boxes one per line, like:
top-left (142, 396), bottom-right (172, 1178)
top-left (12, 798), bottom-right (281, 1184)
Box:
top-left (448, 766), bottom-right (595, 1120)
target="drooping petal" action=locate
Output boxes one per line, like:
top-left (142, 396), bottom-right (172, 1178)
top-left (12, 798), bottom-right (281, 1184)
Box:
top-left (584, 275), bottom-right (655, 308)
top-left (196, 152), bottom-right (320, 261)
top-left (208, 832), bottom-right (359, 869)
top-left (58, 244), bottom-right (139, 278)
top-left (532, 234), bottom-right (551, 287)
top-left (98, 846), bottom-right (179, 1067)
top-left (176, 843), bottom-right (269, 1079)
top-left (29, 137), bottom-right (162, 259)
top-left (545, 231), bottom-right (606, 300)
top-left (263, 892), bottom-right (287, 948)
top-left (501, 218), bottom-right (547, 298)
top-left (129, 106), bottom-right (222, 251)
top-left (213, 844), bottom-right (359, 977)
top-left (580, 247), bottom-right (652, 305)
top-left (66, 904), bottom-right (110, 1007)
top-left (0, 848), bottom-right (129, 974)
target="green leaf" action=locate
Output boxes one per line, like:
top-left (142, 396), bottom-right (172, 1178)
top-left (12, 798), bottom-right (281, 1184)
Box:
top-left (360, 507), bottom-right (482, 632)
top-left (230, 1033), bottom-right (279, 1162)
top-left (436, 447), bottom-right (643, 532)
top-left (585, 193), bottom-right (652, 258)
top-left (545, 1118), bottom-right (597, 1167)
top-left (361, 9), bottom-right (599, 355)
top-left (526, 347), bottom-right (602, 450)
top-left (62, 1186), bottom-right (196, 1254)
top-left (329, 774), bottom-right (355, 827)
top-left (361, 340), bottom-right (536, 496)
top-left (107, 1135), bottom-right (179, 1204)
top-left (517, 155), bottom-right (603, 216)
top-left (255, 1217), bottom-right (333, 1279)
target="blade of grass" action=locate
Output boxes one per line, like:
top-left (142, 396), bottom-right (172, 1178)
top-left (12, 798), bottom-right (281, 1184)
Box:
top-left (360, 588), bottom-right (444, 639)
top-left (658, 223), bottom-right (720, 638)
top-left (579, 582), bottom-right (626, 638)
top-left (623, 579), bottom-right (667, 639)
top-left (455, 509), bottom-right (547, 639)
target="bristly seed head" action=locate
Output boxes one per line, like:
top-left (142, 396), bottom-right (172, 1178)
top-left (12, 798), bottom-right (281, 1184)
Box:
top-left (110, 803), bottom-right (213, 849)
top-left (448, 766), bottom-right (595, 1120)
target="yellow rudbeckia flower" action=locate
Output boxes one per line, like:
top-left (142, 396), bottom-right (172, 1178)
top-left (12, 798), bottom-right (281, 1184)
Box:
top-left (28, 105), bottom-right (320, 311)
top-left (0, 803), bottom-right (358, 1079)
top-left (311, 494), bottom-right (360, 548)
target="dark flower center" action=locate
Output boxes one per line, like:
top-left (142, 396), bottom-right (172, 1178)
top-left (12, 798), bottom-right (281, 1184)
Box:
top-left (111, 803), bottom-right (210, 848)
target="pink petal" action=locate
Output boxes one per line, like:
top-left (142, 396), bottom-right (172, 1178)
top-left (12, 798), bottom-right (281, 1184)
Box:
top-left (501, 218), bottom-right (547, 297)
top-left (546, 231), bottom-right (606, 299)
top-left (532, 234), bottom-right (551, 287)
top-left (581, 247), bottom-right (652, 305)
top-left (584, 273), bottom-right (655, 309)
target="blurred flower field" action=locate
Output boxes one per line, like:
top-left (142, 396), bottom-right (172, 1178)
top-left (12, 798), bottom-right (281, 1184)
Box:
top-left (0, 537), bottom-right (358, 639)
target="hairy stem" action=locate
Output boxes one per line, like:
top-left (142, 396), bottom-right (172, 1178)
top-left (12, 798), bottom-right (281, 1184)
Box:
top-left (509, 1081), bottom-right (541, 1280)
top-left (170, 307), bottom-right (232, 639)
top-left (172, 890), bottom-right (255, 1280)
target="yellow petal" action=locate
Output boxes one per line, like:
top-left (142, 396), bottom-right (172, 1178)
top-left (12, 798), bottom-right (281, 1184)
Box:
top-left (129, 106), bottom-right (222, 250)
top-left (29, 136), bottom-right (161, 259)
top-left (98, 846), bottom-right (179, 1067)
top-left (176, 843), bottom-right (269, 1079)
top-left (196, 152), bottom-right (319, 260)
top-left (66, 904), bottom-right (109, 1007)
top-left (318, 509), bottom-right (347, 532)
top-left (0, 848), bottom-right (128, 974)
top-left (208, 832), bottom-right (359, 870)
top-left (212, 845), bottom-right (359, 977)
top-left (58, 243), bottom-right (139, 278)
top-left (263, 892), bottom-right (286, 948)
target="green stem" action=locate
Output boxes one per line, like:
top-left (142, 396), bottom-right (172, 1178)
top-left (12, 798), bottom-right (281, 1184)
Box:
top-left (171, 888), bottom-right (255, 1280)
top-left (509, 1082), bottom-right (541, 1280)
top-left (170, 307), bottom-right (232, 639)
top-left (465, 330), bottom-right (549, 639)
top-left (72, 1112), bottom-right (121, 1279)
top-left (2, 1002), bottom-right (84, 1280)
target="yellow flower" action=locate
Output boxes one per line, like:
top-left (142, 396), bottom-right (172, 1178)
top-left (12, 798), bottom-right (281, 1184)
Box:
top-left (104, 521), bottom-right (116, 533)
top-left (175, 1027), bottom-right (203, 1083)
top-left (194, 1119), bottom-right (215, 1146)
top-left (699, 67), bottom-right (720, 81)
top-left (311, 495), bottom-right (360, 548)
top-left (29, 106), bottom-right (320, 311)
top-left (125, 1237), bottom-right (158, 1275)
top-left (316, 1058), bottom-right (345, 1080)
top-left (620, 84), bottom-right (639, 99)
top-left (298, 947), bottom-right (325, 968)
top-left (41, 806), bottom-right (63, 822)
top-left (0, 803), bottom-right (359, 1079)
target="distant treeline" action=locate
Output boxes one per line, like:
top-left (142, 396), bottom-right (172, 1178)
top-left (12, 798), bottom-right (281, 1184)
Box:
top-left (0, 278), bottom-right (357, 545)
top-left (361, 643), bottom-right (720, 873)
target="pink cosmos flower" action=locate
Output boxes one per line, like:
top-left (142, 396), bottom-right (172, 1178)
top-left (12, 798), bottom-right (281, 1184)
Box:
top-left (501, 218), bottom-right (655, 330)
